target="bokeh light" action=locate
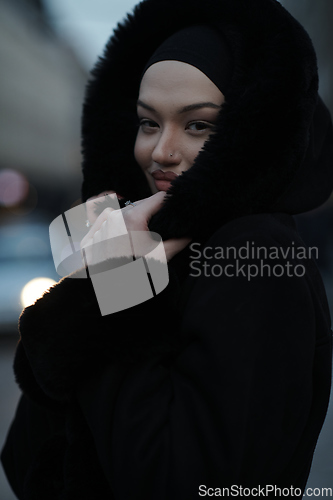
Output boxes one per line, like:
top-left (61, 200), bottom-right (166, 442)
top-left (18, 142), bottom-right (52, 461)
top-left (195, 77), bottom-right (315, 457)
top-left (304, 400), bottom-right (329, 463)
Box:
top-left (7, 183), bottom-right (38, 216)
top-left (0, 169), bottom-right (29, 207)
top-left (20, 277), bottom-right (57, 308)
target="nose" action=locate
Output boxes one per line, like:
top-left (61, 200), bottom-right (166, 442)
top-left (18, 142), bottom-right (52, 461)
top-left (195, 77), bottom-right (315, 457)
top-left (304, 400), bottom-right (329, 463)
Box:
top-left (151, 127), bottom-right (181, 167)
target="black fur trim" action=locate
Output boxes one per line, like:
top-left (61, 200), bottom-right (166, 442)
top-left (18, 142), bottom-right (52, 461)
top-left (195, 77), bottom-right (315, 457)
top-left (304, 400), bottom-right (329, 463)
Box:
top-left (16, 257), bottom-right (183, 402)
top-left (81, 0), bottom-right (321, 242)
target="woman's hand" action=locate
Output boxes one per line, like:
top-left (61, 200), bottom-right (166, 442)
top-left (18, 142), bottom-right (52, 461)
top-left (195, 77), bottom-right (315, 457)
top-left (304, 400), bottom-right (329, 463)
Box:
top-left (85, 190), bottom-right (120, 226)
top-left (81, 191), bottom-right (191, 266)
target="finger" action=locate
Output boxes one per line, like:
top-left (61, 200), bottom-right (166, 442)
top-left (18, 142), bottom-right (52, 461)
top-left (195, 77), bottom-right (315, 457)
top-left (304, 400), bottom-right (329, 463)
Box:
top-left (81, 207), bottom-right (114, 247)
top-left (83, 206), bottom-right (131, 252)
top-left (86, 192), bottom-right (118, 214)
top-left (89, 192), bottom-right (122, 227)
top-left (86, 192), bottom-right (119, 226)
top-left (124, 191), bottom-right (167, 221)
top-left (83, 192), bottom-right (167, 247)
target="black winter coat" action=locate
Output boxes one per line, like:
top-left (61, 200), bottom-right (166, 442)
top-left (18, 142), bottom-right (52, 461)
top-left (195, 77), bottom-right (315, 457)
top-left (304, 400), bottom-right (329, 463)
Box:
top-left (2, 0), bottom-right (333, 498)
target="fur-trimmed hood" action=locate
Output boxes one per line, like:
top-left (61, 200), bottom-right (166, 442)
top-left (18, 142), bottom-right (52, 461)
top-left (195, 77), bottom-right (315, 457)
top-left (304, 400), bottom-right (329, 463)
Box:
top-left (81, 0), bottom-right (333, 241)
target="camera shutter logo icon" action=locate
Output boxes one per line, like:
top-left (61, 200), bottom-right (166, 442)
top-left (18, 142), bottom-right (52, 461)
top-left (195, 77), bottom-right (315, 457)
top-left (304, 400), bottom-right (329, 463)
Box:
top-left (49, 198), bottom-right (168, 316)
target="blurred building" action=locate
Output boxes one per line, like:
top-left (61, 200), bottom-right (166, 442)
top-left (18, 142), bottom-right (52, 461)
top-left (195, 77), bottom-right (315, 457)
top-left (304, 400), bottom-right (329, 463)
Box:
top-left (281, 0), bottom-right (333, 115)
top-left (0, 0), bottom-right (88, 216)
top-left (0, 0), bottom-right (89, 335)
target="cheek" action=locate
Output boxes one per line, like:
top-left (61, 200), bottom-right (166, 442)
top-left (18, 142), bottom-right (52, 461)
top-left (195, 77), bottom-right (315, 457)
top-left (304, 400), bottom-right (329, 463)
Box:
top-left (185, 139), bottom-right (207, 170)
top-left (134, 133), bottom-right (150, 170)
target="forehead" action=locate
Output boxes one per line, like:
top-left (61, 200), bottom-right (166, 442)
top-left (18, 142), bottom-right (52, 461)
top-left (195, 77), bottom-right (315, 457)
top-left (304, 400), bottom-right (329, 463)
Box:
top-left (138, 60), bottom-right (223, 103)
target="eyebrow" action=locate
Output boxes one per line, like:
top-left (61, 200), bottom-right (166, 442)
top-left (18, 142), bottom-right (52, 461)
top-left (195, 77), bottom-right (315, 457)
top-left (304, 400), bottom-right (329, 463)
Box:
top-left (137, 99), bottom-right (221, 114)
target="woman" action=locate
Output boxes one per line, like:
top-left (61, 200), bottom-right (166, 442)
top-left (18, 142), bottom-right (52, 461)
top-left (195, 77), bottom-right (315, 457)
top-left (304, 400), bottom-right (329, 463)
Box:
top-left (2, 0), bottom-right (333, 498)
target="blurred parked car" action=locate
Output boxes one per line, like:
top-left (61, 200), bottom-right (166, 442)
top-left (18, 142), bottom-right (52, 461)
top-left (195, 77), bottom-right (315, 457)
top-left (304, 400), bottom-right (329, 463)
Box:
top-left (0, 216), bottom-right (59, 334)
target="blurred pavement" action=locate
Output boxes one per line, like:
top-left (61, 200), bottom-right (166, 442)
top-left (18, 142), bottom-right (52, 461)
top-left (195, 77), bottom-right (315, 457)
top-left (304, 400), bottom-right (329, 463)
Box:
top-left (0, 336), bottom-right (20, 500)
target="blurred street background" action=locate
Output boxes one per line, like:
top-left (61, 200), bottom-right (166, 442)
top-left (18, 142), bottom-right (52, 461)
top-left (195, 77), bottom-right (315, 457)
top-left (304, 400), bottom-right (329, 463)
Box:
top-left (0, 0), bottom-right (332, 498)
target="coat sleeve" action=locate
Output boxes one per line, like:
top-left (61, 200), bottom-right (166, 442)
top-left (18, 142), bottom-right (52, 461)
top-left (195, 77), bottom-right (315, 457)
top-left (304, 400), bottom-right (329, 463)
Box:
top-left (76, 225), bottom-right (332, 499)
top-left (14, 256), bottom-right (183, 405)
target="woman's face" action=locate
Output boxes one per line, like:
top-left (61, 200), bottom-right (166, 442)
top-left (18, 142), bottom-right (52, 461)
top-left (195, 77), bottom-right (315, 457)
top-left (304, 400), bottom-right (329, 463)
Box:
top-left (134, 60), bottom-right (225, 193)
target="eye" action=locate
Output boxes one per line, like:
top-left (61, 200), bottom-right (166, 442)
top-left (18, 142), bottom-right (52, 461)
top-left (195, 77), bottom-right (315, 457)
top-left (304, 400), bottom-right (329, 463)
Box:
top-left (139, 119), bottom-right (159, 130)
top-left (187, 121), bottom-right (214, 132)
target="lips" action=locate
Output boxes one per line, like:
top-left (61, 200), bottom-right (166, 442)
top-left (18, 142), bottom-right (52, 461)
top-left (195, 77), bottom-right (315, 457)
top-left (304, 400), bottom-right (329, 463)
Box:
top-left (151, 170), bottom-right (179, 181)
top-left (151, 169), bottom-right (180, 192)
